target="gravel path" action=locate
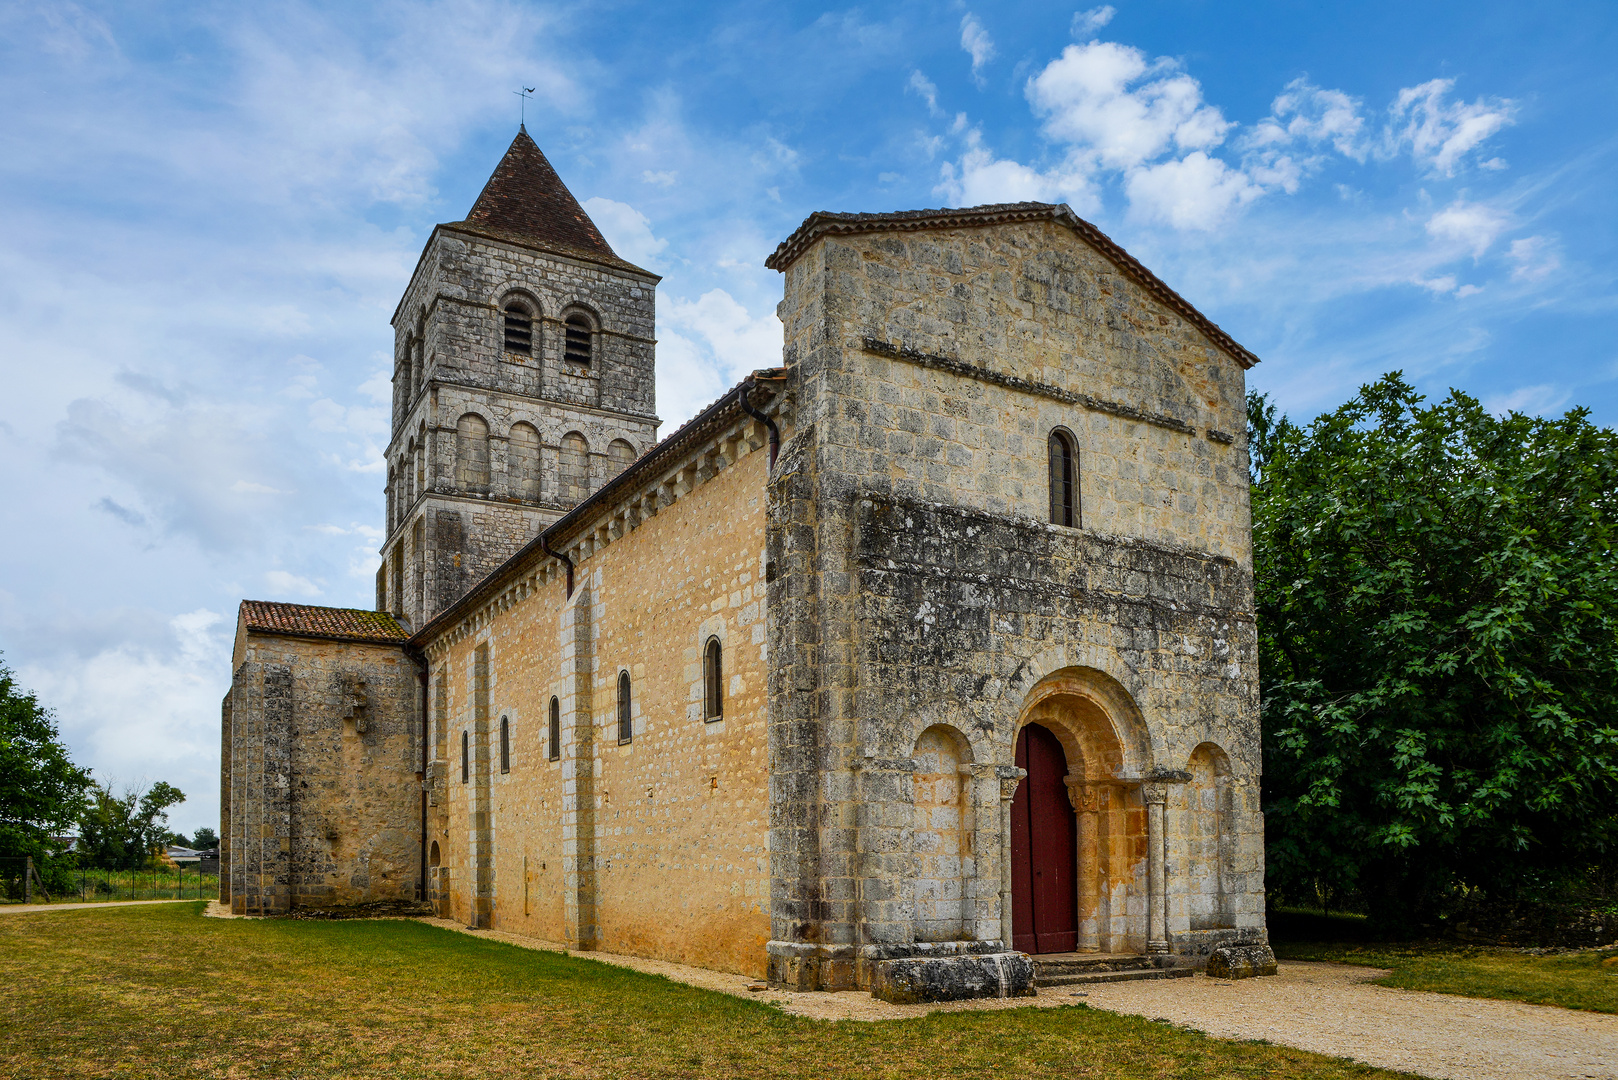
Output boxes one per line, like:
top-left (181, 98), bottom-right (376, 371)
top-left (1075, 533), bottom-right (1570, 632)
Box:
top-left (1081, 962), bottom-right (1618, 1080)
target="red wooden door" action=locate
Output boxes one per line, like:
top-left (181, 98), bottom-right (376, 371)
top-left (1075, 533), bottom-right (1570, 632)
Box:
top-left (1010, 723), bottom-right (1078, 953)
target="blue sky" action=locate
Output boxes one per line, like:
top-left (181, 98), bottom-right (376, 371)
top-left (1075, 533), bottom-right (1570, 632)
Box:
top-left (1, 0), bottom-right (1614, 836)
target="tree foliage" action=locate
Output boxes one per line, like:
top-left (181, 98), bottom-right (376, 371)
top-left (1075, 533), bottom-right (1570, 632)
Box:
top-left (77, 781), bottom-right (186, 870)
top-left (1251, 375), bottom-right (1618, 928)
top-left (0, 654), bottom-right (92, 863)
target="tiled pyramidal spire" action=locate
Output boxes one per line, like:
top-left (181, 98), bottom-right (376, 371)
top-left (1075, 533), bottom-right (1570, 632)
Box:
top-left (452, 126), bottom-right (629, 267)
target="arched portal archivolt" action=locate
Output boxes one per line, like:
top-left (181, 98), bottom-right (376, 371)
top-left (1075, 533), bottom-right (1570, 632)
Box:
top-left (1008, 666), bottom-right (1154, 956)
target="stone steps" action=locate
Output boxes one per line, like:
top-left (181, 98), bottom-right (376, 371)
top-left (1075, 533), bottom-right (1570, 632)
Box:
top-left (1037, 966), bottom-right (1194, 987)
top-left (1031, 953), bottom-right (1195, 987)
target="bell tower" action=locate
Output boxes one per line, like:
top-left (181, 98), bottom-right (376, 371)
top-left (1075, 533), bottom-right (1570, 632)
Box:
top-left (376, 128), bottom-right (661, 627)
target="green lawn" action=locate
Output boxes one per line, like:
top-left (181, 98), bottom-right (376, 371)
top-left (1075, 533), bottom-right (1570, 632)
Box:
top-left (0, 903), bottom-right (1410, 1080)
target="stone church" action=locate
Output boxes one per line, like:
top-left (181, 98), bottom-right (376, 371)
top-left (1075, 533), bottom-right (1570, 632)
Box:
top-left (221, 128), bottom-right (1272, 997)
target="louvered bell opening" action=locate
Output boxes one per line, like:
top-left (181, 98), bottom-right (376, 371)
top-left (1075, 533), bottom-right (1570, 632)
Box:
top-left (503, 306), bottom-right (533, 355)
top-left (564, 315), bottom-right (592, 364)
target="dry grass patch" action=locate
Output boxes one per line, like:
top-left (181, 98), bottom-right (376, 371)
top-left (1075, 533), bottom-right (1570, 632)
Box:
top-left (0, 902), bottom-right (1414, 1079)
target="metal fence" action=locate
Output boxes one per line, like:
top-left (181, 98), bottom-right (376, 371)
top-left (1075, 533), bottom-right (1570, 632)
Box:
top-left (1, 856), bottom-right (218, 905)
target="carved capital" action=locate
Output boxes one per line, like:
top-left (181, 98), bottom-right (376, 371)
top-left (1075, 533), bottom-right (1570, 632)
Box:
top-left (1064, 778), bottom-right (1102, 813)
top-left (1141, 782), bottom-right (1168, 806)
top-left (996, 765), bottom-right (1027, 802)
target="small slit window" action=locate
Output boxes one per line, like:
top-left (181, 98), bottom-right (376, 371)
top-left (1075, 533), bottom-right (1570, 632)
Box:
top-left (499, 715), bottom-right (510, 774)
top-left (564, 313), bottom-right (593, 365)
top-left (503, 302), bottom-right (533, 355)
top-left (703, 637), bottom-right (723, 722)
top-left (617, 671), bottom-right (632, 744)
top-left (1048, 429), bottom-right (1080, 528)
top-left (461, 730), bottom-right (469, 783)
top-left (548, 697), bottom-right (561, 761)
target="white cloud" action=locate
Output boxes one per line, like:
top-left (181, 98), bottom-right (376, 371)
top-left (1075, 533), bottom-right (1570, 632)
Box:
top-left (1241, 78), bottom-right (1368, 187)
top-left (1484, 384), bottom-right (1572, 417)
top-left (641, 170), bottom-right (677, 186)
top-left (1125, 152), bottom-right (1263, 231)
top-left (1386, 78), bottom-right (1515, 177)
top-left (1508, 236), bottom-right (1560, 282)
top-left (1071, 6), bottom-right (1116, 38)
top-left (1425, 199), bottom-right (1509, 259)
top-left (1028, 42), bottom-right (1231, 170)
top-left (581, 196), bottom-right (669, 269)
top-left (936, 129), bottom-right (1097, 211)
top-left (264, 570), bottom-right (322, 597)
top-left (908, 70), bottom-right (944, 117)
top-left (231, 479), bottom-right (293, 494)
top-left (960, 14), bottom-right (996, 85)
top-left (657, 290), bottom-right (783, 427)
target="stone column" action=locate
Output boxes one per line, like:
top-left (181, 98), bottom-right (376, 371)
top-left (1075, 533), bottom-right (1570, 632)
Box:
top-left (995, 765), bottom-right (1026, 950)
top-left (1065, 778), bottom-right (1102, 953)
top-left (1143, 782), bottom-right (1169, 954)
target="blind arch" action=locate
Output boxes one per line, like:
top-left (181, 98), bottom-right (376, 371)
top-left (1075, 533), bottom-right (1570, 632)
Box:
top-left (509, 422), bottom-right (542, 501)
top-left (457, 413), bottom-right (491, 495)
top-left (559, 431), bottom-right (590, 503)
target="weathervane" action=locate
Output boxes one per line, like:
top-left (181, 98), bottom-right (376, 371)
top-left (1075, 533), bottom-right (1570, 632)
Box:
top-left (514, 86), bottom-right (536, 128)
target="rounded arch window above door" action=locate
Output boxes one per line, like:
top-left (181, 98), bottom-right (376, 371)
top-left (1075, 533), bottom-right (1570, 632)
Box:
top-left (563, 311), bottom-right (595, 365)
top-left (1048, 428), bottom-right (1080, 528)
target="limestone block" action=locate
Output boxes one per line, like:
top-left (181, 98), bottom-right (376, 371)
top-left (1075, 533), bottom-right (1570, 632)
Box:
top-left (869, 953), bottom-right (1036, 1003)
top-left (1205, 944), bottom-right (1277, 979)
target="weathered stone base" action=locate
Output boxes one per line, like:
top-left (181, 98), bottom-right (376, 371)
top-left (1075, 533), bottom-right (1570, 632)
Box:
top-left (1171, 927), bottom-right (1268, 968)
top-left (870, 952), bottom-right (1036, 1004)
top-left (1206, 944), bottom-right (1278, 979)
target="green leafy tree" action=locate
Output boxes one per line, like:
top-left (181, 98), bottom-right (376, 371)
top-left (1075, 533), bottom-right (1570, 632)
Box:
top-left (190, 827), bottom-right (218, 850)
top-left (0, 654), bottom-right (92, 866)
top-left (1250, 375), bottom-right (1618, 930)
top-left (77, 781), bottom-right (186, 870)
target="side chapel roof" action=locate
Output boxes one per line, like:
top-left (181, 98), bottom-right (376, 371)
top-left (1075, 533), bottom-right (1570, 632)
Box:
top-left (440, 127), bottom-right (650, 276)
top-left (239, 601), bottom-right (408, 644)
top-left (765, 202), bottom-right (1259, 369)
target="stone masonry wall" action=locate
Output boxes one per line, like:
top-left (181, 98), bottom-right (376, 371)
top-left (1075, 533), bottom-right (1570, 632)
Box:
top-left (222, 630), bottom-right (420, 914)
top-left (766, 216), bottom-right (1262, 989)
top-left (426, 438), bottom-right (775, 976)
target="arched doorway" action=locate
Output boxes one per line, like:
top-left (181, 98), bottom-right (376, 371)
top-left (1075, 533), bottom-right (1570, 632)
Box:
top-left (1010, 722), bottom-right (1077, 953)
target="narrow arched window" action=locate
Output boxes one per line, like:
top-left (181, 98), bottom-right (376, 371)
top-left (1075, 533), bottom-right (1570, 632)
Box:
top-left (564, 313), bottom-right (593, 365)
top-left (461, 729), bottom-right (469, 783)
top-left (703, 637), bottom-right (723, 722)
top-left (1048, 429), bottom-right (1079, 528)
top-left (548, 696), bottom-right (561, 761)
top-left (503, 301), bottom-right (534, 356)
top-left (499, 715), bottom-right (510, 773)
top-left (617, 671), bottom-right (632, 744)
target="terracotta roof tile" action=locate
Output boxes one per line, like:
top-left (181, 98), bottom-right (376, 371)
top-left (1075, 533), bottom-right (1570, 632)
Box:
top-left (240, 601), bottom-right (408, 644)
top-left (765, 202), bottom-right (1259, 369)
top-left (445, 128), bottom-right (648, 275)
